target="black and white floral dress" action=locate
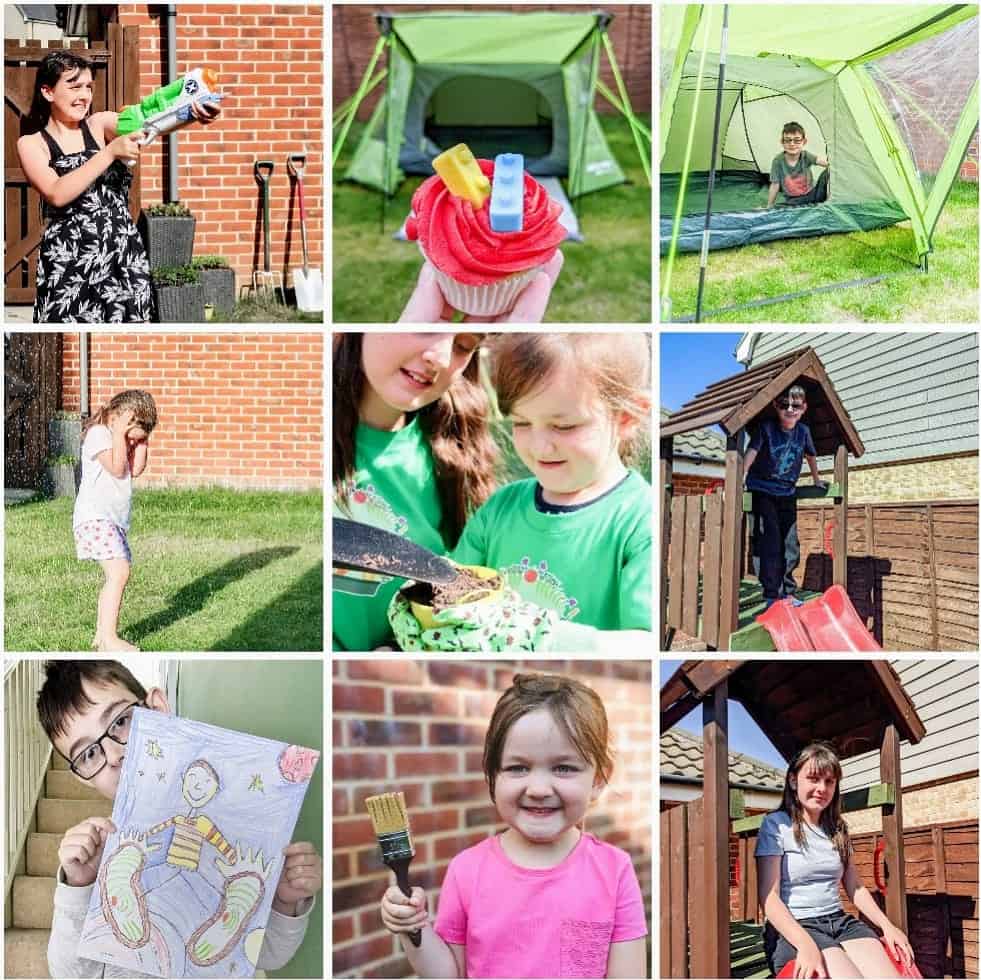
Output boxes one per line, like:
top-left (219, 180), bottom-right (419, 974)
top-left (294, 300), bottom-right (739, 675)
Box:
top-left (34, 120), bottom-right (152, 323)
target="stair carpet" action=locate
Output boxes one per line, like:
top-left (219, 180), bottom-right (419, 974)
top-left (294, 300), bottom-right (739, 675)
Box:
top-left (5, 754), bottom-right (112, 978)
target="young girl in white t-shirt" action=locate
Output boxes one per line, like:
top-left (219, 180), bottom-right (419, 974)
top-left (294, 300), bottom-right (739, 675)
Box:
top-left (756, 741), bottom-right (915, 979)
top-left (73, 389), bottom-right (157, 651)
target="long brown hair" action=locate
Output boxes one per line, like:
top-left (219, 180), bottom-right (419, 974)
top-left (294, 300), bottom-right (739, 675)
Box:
top-left (483, 673), bottom-right (613, 802)
top-left (779, 741), bottom-right (851, 864)
top-left (490, 333), bottom-right (651, 467)
top-left (332, 333), bottom-right (497, 544)
top-left (83, 390), bottom-right (158, 437)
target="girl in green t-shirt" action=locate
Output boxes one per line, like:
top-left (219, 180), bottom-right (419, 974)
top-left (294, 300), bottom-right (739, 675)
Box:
top-left (391, 333), bottom-right (653, 652)
top-left (332, 333), bottom-right (497, 651)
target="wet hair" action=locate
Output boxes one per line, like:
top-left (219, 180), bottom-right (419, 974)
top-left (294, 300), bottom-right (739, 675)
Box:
top-left (83, 389), bottom-right (158, 437)
top-left (490, 333), bottom-right (651, 467)
top-left (332, 333), bottom-right (498, 545)
top-left (777, 741), bottom-right (851, 864)
top-left (782, 121), bottom-right (806, 139)
top-left (37, 660), bottom-right (147, 743)
top-left (483, 673), bottom-right (613, 801)
top-left (26, 50), bottom-right (94, 132)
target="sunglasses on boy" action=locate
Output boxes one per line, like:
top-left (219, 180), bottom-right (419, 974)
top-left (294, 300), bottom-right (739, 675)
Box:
top-left (782, 137), bottom-right (804, 144)
top-left (65, 700), bottom-right (146, 779)
top-left (776, 400), bottom-right (805, 412)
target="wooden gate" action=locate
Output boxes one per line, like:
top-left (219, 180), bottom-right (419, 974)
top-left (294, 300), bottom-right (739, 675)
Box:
top-left (4, 333), bottom-right (62, 488)
top-left (4, 25), bottom-right (140, 303)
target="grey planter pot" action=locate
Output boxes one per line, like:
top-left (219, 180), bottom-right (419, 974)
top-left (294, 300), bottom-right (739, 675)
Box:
top-left (200, 268), bottom-right (236, 314)
top-left (140, 214), bottom-right (196, 270)
top-left (154, 283), bottom-right (205, 322)
top-left (49, 417), bottom-right (81, 458)
top-left (42, 461), bottom-right (78, 499)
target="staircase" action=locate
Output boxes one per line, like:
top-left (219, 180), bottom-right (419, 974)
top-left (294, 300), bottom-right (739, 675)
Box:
top-left (4, 753), bottom-right (112, 978)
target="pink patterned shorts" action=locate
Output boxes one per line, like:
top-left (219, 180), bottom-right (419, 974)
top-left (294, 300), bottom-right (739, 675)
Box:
top-left (74, 520), bottom-right (131, 562)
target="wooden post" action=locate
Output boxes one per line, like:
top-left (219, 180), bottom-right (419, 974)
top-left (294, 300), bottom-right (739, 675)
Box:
top-left (880, 723), bottom-right (908, 934)
top-left (661, 436), bottom-right (674, 649)
top-left (697, 682), bottom-right (730, 979)
top-left (833, 443), bottom-right (848, 589)
top-left (719, 433), bottom-right (744, 650)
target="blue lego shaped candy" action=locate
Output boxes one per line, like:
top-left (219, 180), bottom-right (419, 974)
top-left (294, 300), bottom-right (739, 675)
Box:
top-left (489, 153), bottom-right (525, 232)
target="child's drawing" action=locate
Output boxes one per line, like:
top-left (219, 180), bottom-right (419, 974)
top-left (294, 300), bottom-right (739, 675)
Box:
top-left (78, 709), bottom-right (319, 978)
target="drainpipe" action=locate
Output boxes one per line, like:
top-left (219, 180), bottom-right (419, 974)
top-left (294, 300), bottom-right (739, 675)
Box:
top-left (79, 333), bottom-right (89, 418)
top-left (166, 4), bottom-right (178, 203)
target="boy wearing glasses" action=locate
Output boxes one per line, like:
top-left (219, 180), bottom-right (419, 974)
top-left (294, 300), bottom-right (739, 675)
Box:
top-left (744, 385), bottom-right (825, 608)
top-left (36, 660), bottom-right (322, 978)
top-left (766, 121), bottom-right (830, 208)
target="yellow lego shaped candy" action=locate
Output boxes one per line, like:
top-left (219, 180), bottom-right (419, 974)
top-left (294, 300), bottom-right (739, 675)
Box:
top-left (432, 144), bottom-right (490, 207)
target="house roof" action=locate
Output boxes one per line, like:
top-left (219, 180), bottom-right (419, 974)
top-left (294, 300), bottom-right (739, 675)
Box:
top-left (661, 347), bottom-right (866, 458)
top-left (659, 408), bottom-right (725, 463)
top-left (738, 332), bottom-right (978, 467)
top-left (661, 727), bottom-right (784, 791)
top-left (661, 660), bottom-right (926, 762)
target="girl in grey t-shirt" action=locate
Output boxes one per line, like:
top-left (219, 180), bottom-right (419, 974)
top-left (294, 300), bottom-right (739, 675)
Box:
top-left (755, 742), bottom-right (916, 978)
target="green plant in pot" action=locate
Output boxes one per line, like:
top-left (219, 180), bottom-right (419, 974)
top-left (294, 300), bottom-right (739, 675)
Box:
top-left (151, 264), bottom-right (204, 323)
top-left (139, 201), bottom-right (196, 271)
top-left (42, 453), bottom-right (79, 499)
top-left (191, 255), bottom-right (236, 316)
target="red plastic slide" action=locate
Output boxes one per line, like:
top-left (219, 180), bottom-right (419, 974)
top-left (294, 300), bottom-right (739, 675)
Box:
top-left (775, 937), bottom-right (923, 978)
top-left (756, 585), bottom-right (882, 652)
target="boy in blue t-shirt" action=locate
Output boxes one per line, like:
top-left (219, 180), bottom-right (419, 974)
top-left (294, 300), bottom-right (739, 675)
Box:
top-left (744, 385), bottom-right (825, 607)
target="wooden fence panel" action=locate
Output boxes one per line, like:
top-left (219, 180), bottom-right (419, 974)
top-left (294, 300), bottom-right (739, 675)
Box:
top-left (681, 496), bottom-right (701, 637)
top-left (703, 493), bottom-right (723, 648)
top-left (661, 803), bottom-right (690, 978)
top-left (668, 496), bottom-right (685, 630)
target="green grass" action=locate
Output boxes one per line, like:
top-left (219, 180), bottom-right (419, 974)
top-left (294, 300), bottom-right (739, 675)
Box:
top-left (211, 293), bottom-right (323, 323)
top-left (4, 488), bottom-right (323, 652)
top-left (661, 179), bottom-right (979, 322)
top-left (333, 115), bottom-right (652, 323)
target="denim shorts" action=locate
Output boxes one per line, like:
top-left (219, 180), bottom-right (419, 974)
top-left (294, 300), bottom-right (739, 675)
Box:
top-left (764, 910), bottom-right (879, 973)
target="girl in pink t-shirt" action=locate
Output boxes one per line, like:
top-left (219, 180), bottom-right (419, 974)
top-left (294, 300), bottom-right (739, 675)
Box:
top-left (380, 673), bottom-right (648, 978)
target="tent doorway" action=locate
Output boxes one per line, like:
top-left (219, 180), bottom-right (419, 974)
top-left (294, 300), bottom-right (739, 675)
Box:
top-left (423, 76), bottom-right (555, 162)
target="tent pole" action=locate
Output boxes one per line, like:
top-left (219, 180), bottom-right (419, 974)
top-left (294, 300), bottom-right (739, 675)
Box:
top-left (694, 3), bottom-right (729, 324)
top-left (573, 28), bottom-right (603, 202)
top-left (332, 34), bottom-right (388, 167)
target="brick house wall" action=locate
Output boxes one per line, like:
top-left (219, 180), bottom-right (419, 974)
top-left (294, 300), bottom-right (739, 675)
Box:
top-left (117, 5), bottom-right (323, 287)
top-left (847, 776), bottom-right (979, 834)
top-left (332, 4), bottom-right (652, 118)
top-left (825, 455), bottom-right (979, 504)
top-left (673, 473), bottom-right (725, 496)
top-left (61, 333), bottom-right (322, 490)
top-left (333, 659), bottom-right (653, 978)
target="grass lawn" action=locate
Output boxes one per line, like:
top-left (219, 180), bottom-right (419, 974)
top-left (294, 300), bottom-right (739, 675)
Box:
top-left (333, 115), bottom-right (652, 323)
top-left (661, 179), bottom-right (979, 322)
top-left (211, 293), bottom-right (323, 324)
top-left (5, 488), bottom-right (323, 652)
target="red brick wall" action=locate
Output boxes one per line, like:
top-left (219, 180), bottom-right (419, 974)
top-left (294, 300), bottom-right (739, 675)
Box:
top-left (672, 473), bottom-right (724, 496)
top-left (333, 659), bottom-right (653, 978)
top-left (61, 333), bottom-right (322, 490)
top-left (332, 4), bottom-right (652, 118)
top-left (117, 5), bottom-right (324, 286)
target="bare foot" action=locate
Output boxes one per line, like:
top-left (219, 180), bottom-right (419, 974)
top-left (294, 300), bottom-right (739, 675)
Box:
top-left (98, 636), bottom-right (140, 652)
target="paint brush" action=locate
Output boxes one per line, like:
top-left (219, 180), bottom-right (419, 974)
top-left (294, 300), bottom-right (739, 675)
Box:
top-left (365, 791), bottom-right (422, 948)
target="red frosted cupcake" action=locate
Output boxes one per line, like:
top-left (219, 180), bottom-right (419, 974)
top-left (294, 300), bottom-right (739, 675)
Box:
top-left (406, 158), bottom-right (565, 316)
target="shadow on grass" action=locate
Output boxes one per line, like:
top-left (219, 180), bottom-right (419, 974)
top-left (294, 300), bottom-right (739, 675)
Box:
top-left (127, 547), bottom-right (299, 643)
top-left (210, 560), bottom-right (323, 651)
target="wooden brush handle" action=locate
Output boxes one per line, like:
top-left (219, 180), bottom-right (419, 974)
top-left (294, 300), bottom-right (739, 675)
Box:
top-left (392, 859), bottom-right (422, 948)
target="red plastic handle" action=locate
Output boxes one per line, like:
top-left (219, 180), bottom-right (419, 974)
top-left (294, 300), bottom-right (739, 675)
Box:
top-left (823, 518), bottom-right (836, 557)
top-left (874, 838), bottom-right (888, 894)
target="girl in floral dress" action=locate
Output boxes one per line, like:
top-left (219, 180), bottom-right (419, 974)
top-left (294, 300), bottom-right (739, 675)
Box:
top-left (16, 51), bottom-right (218, 323)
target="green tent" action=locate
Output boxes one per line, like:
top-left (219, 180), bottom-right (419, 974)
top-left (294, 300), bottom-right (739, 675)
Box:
top-left (334, 10), bottom-right (649, 198)
top-left (660, 5), bottom-right (979, 259)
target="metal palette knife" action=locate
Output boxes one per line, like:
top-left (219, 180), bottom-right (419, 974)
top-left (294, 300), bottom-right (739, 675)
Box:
top-left (332, 518), bottom-right (461, 589)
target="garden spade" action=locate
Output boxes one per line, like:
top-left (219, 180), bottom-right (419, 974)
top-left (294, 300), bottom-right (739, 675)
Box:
top-left (287, 150), bottom-right (323, 312)
top-left (333, 518), bottom-right (460, 589)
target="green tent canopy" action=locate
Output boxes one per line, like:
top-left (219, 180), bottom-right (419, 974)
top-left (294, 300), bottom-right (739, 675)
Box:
top-left (336, 10), bottom-right (649, 198)
top-left (660, 4), bottom-right (979, 257)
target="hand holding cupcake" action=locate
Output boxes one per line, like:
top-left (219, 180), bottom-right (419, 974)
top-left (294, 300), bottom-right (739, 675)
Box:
top-left (405, 145), bottom-right (566, 317)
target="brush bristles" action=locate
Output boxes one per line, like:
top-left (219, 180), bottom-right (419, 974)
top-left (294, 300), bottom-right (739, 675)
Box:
top-left (365, 792), bottom-right (415, 863)
top-left (365, 791), bottom-right (411, 837)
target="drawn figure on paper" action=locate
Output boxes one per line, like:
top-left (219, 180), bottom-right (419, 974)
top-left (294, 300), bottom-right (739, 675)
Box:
top-left (99, 759), bottom-right (270, 970)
